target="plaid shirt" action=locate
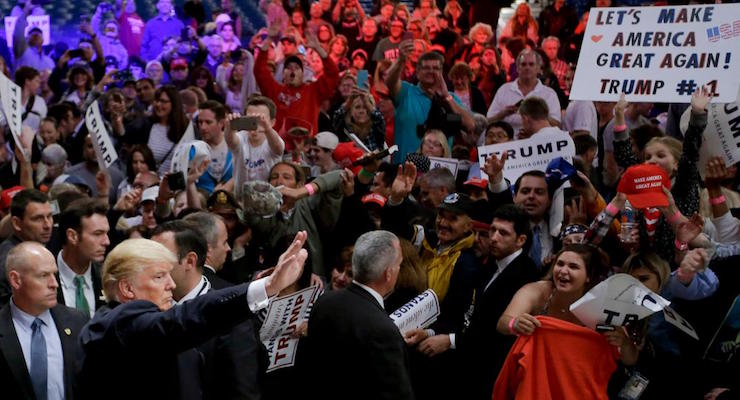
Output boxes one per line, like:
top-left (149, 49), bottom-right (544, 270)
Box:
top-left (583, 208), bottom-right (617, 246)
top-left (551, 59), bottom-right (569, 91)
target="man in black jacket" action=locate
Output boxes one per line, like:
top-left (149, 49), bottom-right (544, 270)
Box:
top-left (306, 230), bottom-right (414, 400)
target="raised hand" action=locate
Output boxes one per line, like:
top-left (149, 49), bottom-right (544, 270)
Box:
top-left (389, 162), bottom-right (417, 203)
top-left (340, 168), bottom-right (355, 197)
top-left (483, 152), bottom-right (507, 183)
top-left (615, 93), bottom-right (627, 126)
top-left (225, 112), bottom-right (242, 133)
top-left (266, 231), bottom-right (308, 296)
top-left (114, 188), bottom-right (142, 212)
top-left (677, 248), bottom-right (707, 284)
top-left (691, 85), bottom-right (712, 113)
top-left (704, 156), bottom-right (728, 190)
top-left (398, 40), bottom-right (415, 61)
top-left (675, 212), bottom-right (704, 244)
top-left (564, 197), bottom-right (586, 225)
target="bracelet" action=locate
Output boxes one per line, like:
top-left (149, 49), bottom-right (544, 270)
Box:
top-left (508, 317), bottom-right (519, 335)
top-left (304, 183), bottom-right (316, 196)
top-left (709, 195), bottom-right (726, 206)
top-left (359, 168), bottom-right (375, 179)
top-left (614, 124), bottom-right (627, 132)
top-left (605, 203), bottom-right (619, 217)
top-left (666, 210), bottom-right (682, 224)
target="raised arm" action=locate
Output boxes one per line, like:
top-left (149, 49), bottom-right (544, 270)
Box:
top-left (385, 40), bottom-right (415, 101)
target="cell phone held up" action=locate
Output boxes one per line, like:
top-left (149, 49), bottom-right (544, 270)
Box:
top-left (167, 171), bottom-right (186, 191)
top-left (231, 116), bottom-right (259, 132)
top-left (68, 49), bottom-right (85, 59)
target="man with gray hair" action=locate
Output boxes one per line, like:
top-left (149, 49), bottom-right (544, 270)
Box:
top-left (306, 230), bottom-right (414, 400)
top-left (41, 144), bottom-right (69, 187)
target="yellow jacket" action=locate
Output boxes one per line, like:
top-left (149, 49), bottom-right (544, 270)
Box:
top-left (421, 234), bottom-right (475, 302)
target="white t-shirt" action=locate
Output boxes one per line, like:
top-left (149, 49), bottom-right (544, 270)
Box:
top-left (486, 80), bottom-right (561, 134)
top-left (148, 123), bottom-right (176, 175)
top-left (208, 140), bottom-right (230, 181)
top-left (235, 131), bottom-right (284, 183)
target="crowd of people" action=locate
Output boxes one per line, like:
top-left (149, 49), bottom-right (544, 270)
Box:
top-left (0, 0), bottom-right (739, 398)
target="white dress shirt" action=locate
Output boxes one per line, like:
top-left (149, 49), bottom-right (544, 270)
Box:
top-left (352, 281), bottom-right (385, 310)
top-left (176, 275), bottom-right (211, 305)
top-left (485, 249), bottom-right (524, 293)
top-left (57, 250), bottom-right (96, 318)
top-left (485, 80), bottom-right (561, 134)
top-left (10, 301), bottom-right (65, 400)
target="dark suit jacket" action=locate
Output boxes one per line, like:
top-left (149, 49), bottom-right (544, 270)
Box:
top-left (306, 283), bottom-right (414, 400)
top-left (0, 304), bottom-right (88, 400)
top-left (55, 263), bottom-right (106, 313)
top-left (0, 235), bottom-right (22, 306)
top-left (456, 252), bottom-right (539, 400)
top-left (203, 266), bottom-right (233, 290)
top-left (76, 283), bottom-right (258, 400)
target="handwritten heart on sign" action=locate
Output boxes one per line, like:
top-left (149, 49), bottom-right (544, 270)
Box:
top-left (591, 35), bottom-right (603, 43)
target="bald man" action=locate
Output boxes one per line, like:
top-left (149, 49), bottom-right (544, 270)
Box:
top-left (0, 242), bottom-right (88, 400)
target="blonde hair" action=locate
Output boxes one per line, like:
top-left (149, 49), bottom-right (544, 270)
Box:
top-left (644, 136), bottom-right (682, 164)
top-left (420, 129), bottom-right (451, 158)
top-left (102, 239), bottom-right (177, 302)
top-left (469, 22), bottom-right (493, 42)
top-left (344, 91), bottom-right (376, 133)
top-left (622, 252), bottom-right (670, 292)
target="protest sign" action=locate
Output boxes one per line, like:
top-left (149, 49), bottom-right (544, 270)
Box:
top-left (390, 289), bottom-right (441, 335)
top-left (0, 72), bottom-right (26, 160)
top-left (570, 4), bottom-right (740, 103)
top-left (260, 286), bottom-right (319, 372)
top-left (428, 156), bottom-right (459, 177)
top-left (4, 16), bottom-right (51, 48)
top-left (85, 100), bottom-right (118, 170)
top-left (570, 274), bottom-right (698, 339)
top-left (704, 295), bottom-right (740, 362)
top-left (477, 131), bottom-right (575, 183)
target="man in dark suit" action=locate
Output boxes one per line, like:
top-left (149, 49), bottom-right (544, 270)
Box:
top-left (152, 220), bottom-right (266, 399)
top-left (183, 211), bottom-right (233, 288)
top-left (56, 198), bottom-right (110, 318)
top-left (76, 233), bottom-right (307, 400)
top-left (306, 230), bottom-right (414, 400)
top-left (0, 189), bottom-right (54, 306)
top-left (0, 242), bottom-right (88, 400)
top-left (459, 204), bottom-right (540, 399)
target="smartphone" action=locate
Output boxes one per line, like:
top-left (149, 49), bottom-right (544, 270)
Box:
top-left (167, 171), bottom-right (186, 191)
top-left (564, 187), bottom-right (581, 205)
top-left (231, 116), bottom-right (259, 131)
top-left (356, 70), bottom-right (369, 90)
top-left (181, 27), bottom-right (190, 41)
top-left (595, 324), bottom-right (616, 333)
top-left (68, 49), bottom-right (84, 58)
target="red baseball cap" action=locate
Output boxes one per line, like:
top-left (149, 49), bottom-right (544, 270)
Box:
top-left (361, 193), bottom-right (387, 207)
top-left (463, 177), bottom-right (488, 190)
top-left (0, 186), bottom-right (25, 211)
top-left (333, 142), bottom-right (364, 175)
top-left (617, 164), bottom-right (671, 209)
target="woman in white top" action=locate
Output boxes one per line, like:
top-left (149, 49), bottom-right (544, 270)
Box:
top-left (147, 86), bottom-right (190, 175)
top-left (62, 65), bottom-right (94, 110)
top-left (15, 66), bottom-right (48, 132)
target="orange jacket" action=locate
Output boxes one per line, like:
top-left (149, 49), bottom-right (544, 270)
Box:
top-left (493, 316), bottom-right (618, 400)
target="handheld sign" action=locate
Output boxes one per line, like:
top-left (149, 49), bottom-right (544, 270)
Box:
top-left (85, 100), bottom-right (118, 171)
top-left (683, 88), bottom-right (740, 176)
top-left (428, 156), bottom-right (460, 177)
top-left (4, 16), bottom-right (51, 49)
top-left (0, 72), bottom-right (26, 160)
top-left (390, 289), bottom-right (441, 335)
top-left (260, 286), bottom-right (319, 372)
top-left (569, 4), bottom-right (740, 103)
top-left (477, 131), bottom-right (575, 184)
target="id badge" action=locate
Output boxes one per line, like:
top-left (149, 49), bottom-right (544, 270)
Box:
top-left (618, 372), bottom-right (649, 400)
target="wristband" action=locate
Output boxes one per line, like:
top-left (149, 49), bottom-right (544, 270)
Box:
top-left (709, 195), bottom-right (726, 206)
top-left (614, 124), bottom-right (627, 132)
top-left (304, 183), bottom-right (316, 196)
top-left (666, 210), bottom-right (682, 224)
top-left (674, 239), bottom-right (689, 252)
top-left (508, 317), bottom-right (518, 335)
top-left (359, 168), bottom-right (375, 179)
top-left (605, 203), bottom-right (619, 217)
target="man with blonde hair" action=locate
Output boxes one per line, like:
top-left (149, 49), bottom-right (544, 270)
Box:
top-left (76, 232), bottom-right (309, 400)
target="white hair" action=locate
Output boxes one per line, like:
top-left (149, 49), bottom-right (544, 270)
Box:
top-left (352, 231), bottom-right (399, 284)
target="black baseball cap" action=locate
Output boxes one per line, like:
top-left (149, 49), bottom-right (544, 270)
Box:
top-left (284, 55), bottom-right (303, 70)
top-left (438, 193), bottom-right (474, 215)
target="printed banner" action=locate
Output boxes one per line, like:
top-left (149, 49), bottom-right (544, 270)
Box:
top-left (570, 4), bottom-right (740, 102)
top-left (390, 289), bottom-right (441, 336)
top-left (85, 100), bottom-right (118, 170)
top-left (0, 72), bottom-right (26, 160)
top-left (4, 16), bottom-right (51, 49)
top-left (477, 131), bottom-right (575, 183)
top-left (428, 156), bottom-right (460, 177)
top-left (260, 286), bottom-right (319, 373)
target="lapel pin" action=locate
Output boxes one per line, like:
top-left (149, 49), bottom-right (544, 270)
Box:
top-left (64, 328), bottom-right (71, 336)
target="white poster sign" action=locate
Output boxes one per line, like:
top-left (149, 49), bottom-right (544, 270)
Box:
top-left (0, 72), bottom-right (26, 160)
top-left (390, 289), bottom-right (441, 335)
top-left (85, 100), bottom-right (118, 170)
top-left (260, 286), bottom-right (318, 372)
top-left (570, 4), bottom-right (740, 103)
top-left (4, 16), bottom-right (51, 48)
top-left (428, 156), bottom-right (459, 177)
top-left (477, 131), bottom-right (575, 183)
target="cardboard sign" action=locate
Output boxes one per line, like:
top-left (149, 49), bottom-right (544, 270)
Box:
top-left (0, 72), bottom-right (26, 160)
top-left (477, 131), bottom-right (576, 184)
top-left (4, 16), bottom-right (51, 48)
top-left (390, 289), bottom-right (441, 335)
top-left (663, 306), bottom-right (699, 340)
top-left (85, 100), bottom-right (118, 170)
top-left (260, 286), bottom-right (319, 373)
top-left (428, 156), bottom-right (460, 177)
top-left (704, 295), bottom-right (740, 362)
top-left (570, 4), bottom-right (740, 103)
